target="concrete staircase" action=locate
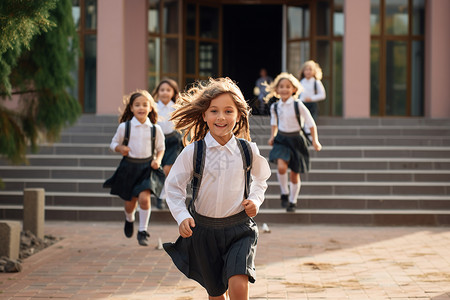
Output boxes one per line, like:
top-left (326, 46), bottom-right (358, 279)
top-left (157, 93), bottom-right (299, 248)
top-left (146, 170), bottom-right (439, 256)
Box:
top-left (1, 114), bottom-right (449, 225)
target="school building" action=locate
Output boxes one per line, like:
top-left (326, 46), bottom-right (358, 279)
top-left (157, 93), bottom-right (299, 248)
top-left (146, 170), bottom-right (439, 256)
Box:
top-left (72, 0), bottom-right (449, 118)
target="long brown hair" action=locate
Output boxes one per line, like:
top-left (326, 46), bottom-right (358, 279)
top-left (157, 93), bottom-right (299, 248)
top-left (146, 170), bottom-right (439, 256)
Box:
top-left (119, 89), bottom-right (158, 124)
top-left (171, 77), bottom-right (251, 145)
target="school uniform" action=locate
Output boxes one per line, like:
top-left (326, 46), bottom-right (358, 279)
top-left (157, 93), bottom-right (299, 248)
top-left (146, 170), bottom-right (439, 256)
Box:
top-left (299, 77), bottom-right (326, 120)
top-left (163, 132), bottom-right (271, 297)
top-left (269, 97), bottom-right (315, 173)
top-left (103, 117), bottom-right (165, 200)
top-left (157, 100), bottom-right (183, 166)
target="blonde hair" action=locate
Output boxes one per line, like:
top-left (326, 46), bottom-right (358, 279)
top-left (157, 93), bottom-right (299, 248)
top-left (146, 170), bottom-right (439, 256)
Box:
top-left (119, 89), bottom-right (158, 124)
top-left (299, 60), bottom-right (323, 80)
top-left (263, 72), bottom-right (303, 102)
top-left (171, 77), bottom-right (251, 145)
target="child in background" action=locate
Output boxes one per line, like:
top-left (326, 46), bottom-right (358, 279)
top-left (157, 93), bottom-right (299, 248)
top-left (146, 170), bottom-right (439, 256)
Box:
top-left (103, 90), bottom-right (165, 246)
top-left (299, 60), bottom-right (326, 139)
top-left (163, 78), bottom-right (271, 300)
top-left (265, 72), bottom-right (322, 212)
top-left (152, 78), bottom-right (183, 209)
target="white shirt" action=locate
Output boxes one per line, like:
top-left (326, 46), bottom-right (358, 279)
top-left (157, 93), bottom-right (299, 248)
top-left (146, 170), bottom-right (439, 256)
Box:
top-left (270, 97), bottom-right (315, 133)
top-left (165, 132), bottom-right (271, 225)
top-left (157, 100), bottom-right (176, 134)
top-left (109, 116), bottom-right (165, 158)
top-left (299, 77), bottom-right (326, 103)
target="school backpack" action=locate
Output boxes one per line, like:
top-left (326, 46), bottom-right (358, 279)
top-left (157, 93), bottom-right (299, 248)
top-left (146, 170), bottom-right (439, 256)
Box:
top-left (188, 138), bottom-right (253, 213)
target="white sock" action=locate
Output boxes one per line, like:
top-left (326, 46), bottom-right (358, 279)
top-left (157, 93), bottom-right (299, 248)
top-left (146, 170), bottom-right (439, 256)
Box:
top-left (289, 182), bottom-right (301, 204)
top-left (124, 209), bottom-right (135, 222)
top-left (138, 208), bottom-right (151, 232)
top-left (277, 171), bottom-right (289, 195)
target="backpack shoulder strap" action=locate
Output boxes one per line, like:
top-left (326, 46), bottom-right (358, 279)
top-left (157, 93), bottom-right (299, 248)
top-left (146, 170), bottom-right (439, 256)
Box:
top-left (189, 140), bottom-right (206, 213)
top-left (273, 102), bottom-right (279, 126)
top-left (123, 120), bottom-right (130, 146)
top-left (236, 138), bottom-right (253, 199)
top-left (151, 124), bottom-right (156, 160)
top-left (314, 80), bottom-right (317, 95)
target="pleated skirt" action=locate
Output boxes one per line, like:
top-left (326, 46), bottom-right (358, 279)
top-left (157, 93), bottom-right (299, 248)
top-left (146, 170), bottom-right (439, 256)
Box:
top-left (269, 131), bottom-right (310, 173)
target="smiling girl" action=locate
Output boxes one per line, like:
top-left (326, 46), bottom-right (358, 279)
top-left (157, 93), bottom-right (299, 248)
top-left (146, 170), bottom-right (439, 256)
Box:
top-left (163, 78), bottom-right (271, 300)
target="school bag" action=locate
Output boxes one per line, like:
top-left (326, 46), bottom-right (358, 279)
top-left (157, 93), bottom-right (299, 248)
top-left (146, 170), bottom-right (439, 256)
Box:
top-left (273, 100), bottom-right (312, 146)
top-left (123, 120), bottom-right (166, 196)
top-left (188, 137), bottom-right (252, 214)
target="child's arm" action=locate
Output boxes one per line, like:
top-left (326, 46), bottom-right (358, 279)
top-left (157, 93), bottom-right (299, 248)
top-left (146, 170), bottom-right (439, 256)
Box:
top-left (299, 101), bottom-right (322, 151)
top-left (110, 123), bottom-right (130, 155)
top-left (268, 125), bottom-right (277, 146)
top-left (151, 125), bottom-right (166, 169)
top-left (308, 125), bottom-right (322, 152)
top-left (151, 149), bottom-right (164, 169)
top-left (309, 80), bottom-right (326, 102)
top-left (268, 103), bottom-right (278, 145)
top-left (243, 143), bottom-right (271, 217)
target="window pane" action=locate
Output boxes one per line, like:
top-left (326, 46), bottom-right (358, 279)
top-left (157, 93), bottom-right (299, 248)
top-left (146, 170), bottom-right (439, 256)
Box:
top-left (84, 0), bottom-right (97, 30)
top-left (163, 38), bottom-right (178, 74)
top-left (84, 35), bottom-right (97, 113)
top-left (200, 6), bottom-right (219, 39)
top-left (148, 0), bottom-right (159, 33)
top-left (186, 4), bottom-right (196, 36)
top-left (148, 37), bottom-right (160, 89)
top-left (370, 40), bottom-right (380, 115)
top-left (412, 0), bottom-right (425, 35)
top-left (385, 0), bottom-right (408, 35)
top-left (186, 40), bottom-right (196, 75)
top-left (164, 0), bottom-right (178, 34)
top-left (411, 41), bottom-right (424, 116)
top-left (370, 0), bottom-right (380, 35)
top-left (332, 41), bottom-right (343, 116)
top-left (333, 0), bottom-right (344, 36)
top-left (72, 0), bottom-right (81, 30)
top-left (287, 6), bottom-right (310, 39)
top-left (316, 40), bottom-right (330, 77)
top-left (316, 1), bottom-right (330, 36)
top-left (199, 43), bottom-right (218, 77)
top-left (386, 40), bottom-right (407, 115)
top-left (287, 41), bottom-right (309, 76)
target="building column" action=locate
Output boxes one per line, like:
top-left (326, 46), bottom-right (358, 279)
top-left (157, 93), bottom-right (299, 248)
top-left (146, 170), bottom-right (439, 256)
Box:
top-left (97, 0), bottom-right (125, 115)
top-left (425, 0), bottom-right (450, 118)
top-left (343, 0), bottom-right (370, 118)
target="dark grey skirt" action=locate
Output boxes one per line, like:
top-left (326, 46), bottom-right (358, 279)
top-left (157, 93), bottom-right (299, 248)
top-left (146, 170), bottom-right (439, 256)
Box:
top-left (269, 131), bottom-right (310, 173)
top-left (103, 156), bottom-right (164, 200)
top-left (161, 131), bottom-right (183, 167)
top-left (163, 210), bottom-right (258, 297)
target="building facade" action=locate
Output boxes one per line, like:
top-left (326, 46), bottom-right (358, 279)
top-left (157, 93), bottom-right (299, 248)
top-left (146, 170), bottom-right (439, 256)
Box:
top-left (71, 0), bottom-right (450, 118)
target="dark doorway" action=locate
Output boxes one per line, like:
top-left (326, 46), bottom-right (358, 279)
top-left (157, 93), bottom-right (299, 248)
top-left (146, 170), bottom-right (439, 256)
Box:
top-left (222, 5), bottom-right (282, 106)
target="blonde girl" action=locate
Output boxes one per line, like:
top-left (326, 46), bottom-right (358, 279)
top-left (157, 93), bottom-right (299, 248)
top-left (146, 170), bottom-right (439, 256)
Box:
top-left (265, 72), bottom-right (322, 212)
top-left (163, 78), bottom-right (271, 300)
top-left (152, 78), bottom-right (183, 209)
top-left (103, 90), bottom-right (165, 246)
top-left (298, 60), bottom-right (326, 121)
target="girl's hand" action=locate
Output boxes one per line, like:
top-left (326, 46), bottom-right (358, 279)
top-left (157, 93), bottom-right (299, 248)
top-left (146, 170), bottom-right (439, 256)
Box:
top-left (313, 140), bottom-right (322, 152)
top-left (179, 218), bottom-right (195, 238)
top-left (151, 159), bottom-right (161, 170)
top-left (242, 199), bottom-right (257, 217)
top-left (305, 97), bottom-right (312, 102)
top-left (116, 145), bottom-right (130, 156)
top-left (268, 137), bottom-right (274, 146)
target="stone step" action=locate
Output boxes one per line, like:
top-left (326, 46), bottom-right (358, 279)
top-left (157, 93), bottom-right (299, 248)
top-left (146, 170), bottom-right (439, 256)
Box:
top-left (1, 166), bottom-right (449, 182)
top-left (1, 204), bottom-right (449, 226)
top-left (1, 178), bottom-right (448, 196)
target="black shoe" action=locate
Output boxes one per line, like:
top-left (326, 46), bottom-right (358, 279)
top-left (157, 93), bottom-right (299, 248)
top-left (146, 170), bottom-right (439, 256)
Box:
top-left (124, 220), bottom-right (134, 238)
top-left (280, 194), bottom-right (289, 208)
top-left (156, 198), bottom-right (164, 209)
top-left (286, 203), bottom-right (296, 212)
top-left (137, 231), bottom-right (150, 246)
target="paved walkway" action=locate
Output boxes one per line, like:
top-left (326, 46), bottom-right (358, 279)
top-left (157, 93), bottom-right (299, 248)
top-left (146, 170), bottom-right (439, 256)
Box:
top-left (1, 221), bottom-right (449, 299)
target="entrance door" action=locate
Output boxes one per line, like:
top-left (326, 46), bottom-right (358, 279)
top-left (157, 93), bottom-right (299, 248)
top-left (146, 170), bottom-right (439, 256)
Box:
top-left (222, 5), bottom-right (282, 102)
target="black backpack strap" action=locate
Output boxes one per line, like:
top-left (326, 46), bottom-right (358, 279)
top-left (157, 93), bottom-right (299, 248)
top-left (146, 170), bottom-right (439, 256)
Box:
top-left (314, 80), bottom-right (317, 95)
top-left (236, 138), bottom-right (253, 199)
top-left (294, 100), bottom-right (312, 146)
top-left (123, 120), bottom-right (130, 146)
top-left (273, 102), bottom-right (279, 126)
top-left (151, 125), bottom-right (156, 160)
top-left (189, 140), bottom-right (206, 214)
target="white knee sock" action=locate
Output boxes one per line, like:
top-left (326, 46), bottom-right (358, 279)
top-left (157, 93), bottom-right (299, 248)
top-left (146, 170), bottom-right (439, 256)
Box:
top-left (124, 209), bottom-right (135, 222)
top-left (277, 171), bottom-right (289, 195)
top-left (289, 182), bottom-right (301, 204)
top-left (138, 208), bottom-right (151, 232)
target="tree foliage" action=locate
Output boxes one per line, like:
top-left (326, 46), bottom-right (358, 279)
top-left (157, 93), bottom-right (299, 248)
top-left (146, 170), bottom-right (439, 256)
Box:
top-left (0, 0), bottom-right (81, 164)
